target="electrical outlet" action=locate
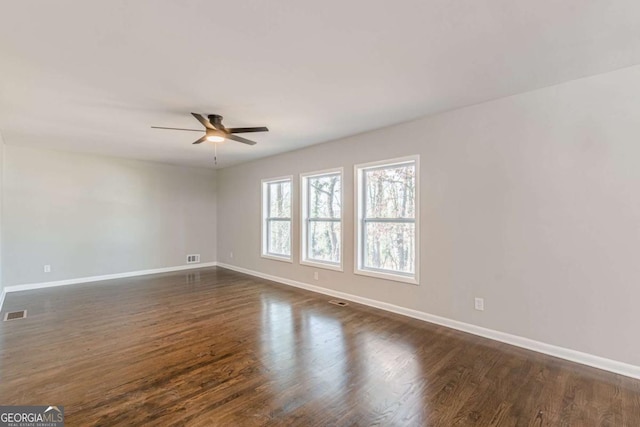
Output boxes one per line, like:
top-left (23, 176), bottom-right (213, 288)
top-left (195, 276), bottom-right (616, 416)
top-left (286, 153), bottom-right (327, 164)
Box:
top-left (186, 254), bottom-right (200, 264)
top-left (313, 271), bottom-right (319, 281)
top-left (44, 265), bottom-right (51, 273)
top-left (474, 297), bottom-right (484, 311)
top-left (229, 251), bottom-right (234, 259)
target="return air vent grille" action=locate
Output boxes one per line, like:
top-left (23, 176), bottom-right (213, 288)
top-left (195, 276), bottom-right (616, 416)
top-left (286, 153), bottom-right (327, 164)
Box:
top-left (4, 310), bottom-right (27, 321)
top-left (329, 300), bottom-right (349, 307)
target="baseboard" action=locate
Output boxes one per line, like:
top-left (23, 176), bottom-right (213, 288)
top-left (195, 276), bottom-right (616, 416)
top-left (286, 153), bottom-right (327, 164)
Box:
top-left (217, 262), bottom-right (640, 380)
top-left (3, 262), bottom-right (218, 294)
top-left (0, 290), bottom-right (5, 313)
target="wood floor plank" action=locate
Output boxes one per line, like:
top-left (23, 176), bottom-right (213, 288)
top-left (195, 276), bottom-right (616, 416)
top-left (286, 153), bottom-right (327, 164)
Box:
top-left (0, 266), bottom-right (639, 426)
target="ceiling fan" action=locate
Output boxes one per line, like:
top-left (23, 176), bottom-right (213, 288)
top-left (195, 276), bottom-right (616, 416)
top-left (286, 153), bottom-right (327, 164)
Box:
top-left (152, 113), bottom-right (268, 146)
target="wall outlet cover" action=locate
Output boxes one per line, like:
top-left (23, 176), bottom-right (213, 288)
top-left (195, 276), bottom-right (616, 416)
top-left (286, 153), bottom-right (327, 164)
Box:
top-left (186, 254), bottom-right (201, 264)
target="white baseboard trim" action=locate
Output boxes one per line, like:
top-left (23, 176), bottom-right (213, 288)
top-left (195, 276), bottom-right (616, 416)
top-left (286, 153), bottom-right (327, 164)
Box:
top-left (217, 262), bottom-right (640, 380)
top-left (0, 290), bottom-right (5, 313)
top-left (3, 262), bottom-right (218, 294)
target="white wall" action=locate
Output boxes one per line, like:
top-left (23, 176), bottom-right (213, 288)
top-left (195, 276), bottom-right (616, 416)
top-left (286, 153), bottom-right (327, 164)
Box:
top-left (217, 64), bottom-right (640, 367)
top-left (0, 133), bottom-right (4, 296)
top-left (2, 146), bottom-right (217, 286)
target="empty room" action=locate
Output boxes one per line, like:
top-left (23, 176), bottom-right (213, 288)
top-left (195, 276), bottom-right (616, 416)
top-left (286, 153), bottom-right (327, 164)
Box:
top-left (1, 1), bottom-right (640, 425)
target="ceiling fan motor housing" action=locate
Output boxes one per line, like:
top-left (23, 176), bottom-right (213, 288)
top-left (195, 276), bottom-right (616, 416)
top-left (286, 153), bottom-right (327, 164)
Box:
top-left (208, 115), bottom-right (224, 127)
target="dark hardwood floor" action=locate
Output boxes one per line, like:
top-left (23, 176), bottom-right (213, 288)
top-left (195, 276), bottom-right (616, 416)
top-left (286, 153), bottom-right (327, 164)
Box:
top-left (1, 267), bottom-right (638, 426)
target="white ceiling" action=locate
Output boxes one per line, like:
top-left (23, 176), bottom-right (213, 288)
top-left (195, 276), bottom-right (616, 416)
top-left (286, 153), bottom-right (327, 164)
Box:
top-left (2, 1), bottom-right (640, 169)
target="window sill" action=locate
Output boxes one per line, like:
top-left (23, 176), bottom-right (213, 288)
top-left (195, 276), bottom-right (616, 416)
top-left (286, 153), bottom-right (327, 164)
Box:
top-left (261, 253), bottom-right (293, 263)
top-left (300, 259), bottom-right (343, 272)
top-left (354, 268), bottom-right (419, 285)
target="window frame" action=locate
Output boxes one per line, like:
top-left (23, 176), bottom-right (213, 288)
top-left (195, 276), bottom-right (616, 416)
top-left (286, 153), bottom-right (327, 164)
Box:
top-left (354, 156), bottom-right (420, 285)
top-left (300, 167), bottom-right (344, 272)
top-left (261, 175), bottom-right (293, 263)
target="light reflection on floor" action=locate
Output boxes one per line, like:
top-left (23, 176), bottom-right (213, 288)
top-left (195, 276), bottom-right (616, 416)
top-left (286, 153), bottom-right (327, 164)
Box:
top-left (359, 331), bottom-right (425, 425)
top-left (260, 297), bottom-right (296, 390)
top-left (258, 292), bottom-right (424, 423)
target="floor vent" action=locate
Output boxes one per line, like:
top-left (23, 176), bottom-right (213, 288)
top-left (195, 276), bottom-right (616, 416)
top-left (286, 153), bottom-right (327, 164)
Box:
top-left (4, 310), bottom-right (27, 321)
top-left (329, 300), bottom-right (349, 307)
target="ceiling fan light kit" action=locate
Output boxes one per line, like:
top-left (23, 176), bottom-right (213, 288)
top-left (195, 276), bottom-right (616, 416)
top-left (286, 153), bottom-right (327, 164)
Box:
top-left (205, 131), bottom-right (226, 143)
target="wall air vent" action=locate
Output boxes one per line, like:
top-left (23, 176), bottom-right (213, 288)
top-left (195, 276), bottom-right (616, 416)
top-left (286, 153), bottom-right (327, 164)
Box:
top-left (187, 254), bottom-right (201, 264)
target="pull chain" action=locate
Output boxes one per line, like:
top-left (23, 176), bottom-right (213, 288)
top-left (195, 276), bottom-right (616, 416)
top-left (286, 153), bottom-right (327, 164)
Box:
top-left (214, 141), bottom-right (217, 165)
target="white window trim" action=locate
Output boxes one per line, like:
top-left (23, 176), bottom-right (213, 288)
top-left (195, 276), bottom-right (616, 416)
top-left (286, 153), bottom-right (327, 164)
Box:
top-left (354, 155), bottom-right (420, 285)
top-left (300, 167), bottom-right (344, 272)
top-left (261, 175), bottom-right (293, 263)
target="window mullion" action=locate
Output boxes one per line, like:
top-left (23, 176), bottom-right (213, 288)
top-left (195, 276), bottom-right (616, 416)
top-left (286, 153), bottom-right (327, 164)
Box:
top-left (362, 218), bottom-right (415, 223)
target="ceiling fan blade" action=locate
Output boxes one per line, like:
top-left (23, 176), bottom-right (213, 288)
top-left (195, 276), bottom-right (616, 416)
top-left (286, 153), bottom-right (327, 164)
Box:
top-left (227, 134), bottom-right (257, 145)
top-left (151, 126), bottom-right (203, 132)
top-left (192, 135), bottom-right (208, 145)
top-left (191, 112), bottom-right (214, 129)
top-left (226, 126), bottom-right (269, 134)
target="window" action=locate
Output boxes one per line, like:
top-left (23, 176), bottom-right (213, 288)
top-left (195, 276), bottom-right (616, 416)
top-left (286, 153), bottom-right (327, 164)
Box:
top-left (262, 177), bottom-right (292, 261)
top-left (355, 156), bottom-right (419, 284)
top-left (301, 169), bottom-right (343, 270)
